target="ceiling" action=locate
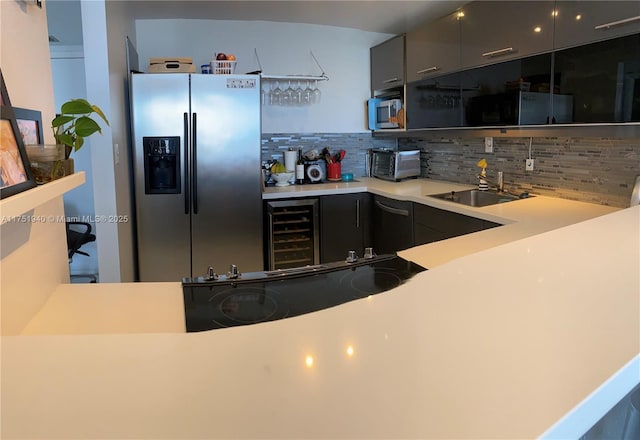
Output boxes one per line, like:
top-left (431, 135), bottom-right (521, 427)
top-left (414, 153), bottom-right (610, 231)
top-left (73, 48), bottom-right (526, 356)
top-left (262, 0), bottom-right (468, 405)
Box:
top-left (47, 0), bottom-right (469, 46)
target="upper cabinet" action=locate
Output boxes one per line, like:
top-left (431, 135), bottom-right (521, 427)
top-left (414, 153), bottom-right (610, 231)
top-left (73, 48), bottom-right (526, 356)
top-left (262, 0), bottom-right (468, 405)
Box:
top-left (553, 1), bottom-right (640, 50)
top-left (552, 33), bottom-right (640, 123)
top-left (406, 11), bottom-right (461, 83)
top-left (375, 0), bottom-right (640, 130)
top-left (370, 35), bottom-right (405, 93)
top-left (459, 1), bottom-right (555, 70)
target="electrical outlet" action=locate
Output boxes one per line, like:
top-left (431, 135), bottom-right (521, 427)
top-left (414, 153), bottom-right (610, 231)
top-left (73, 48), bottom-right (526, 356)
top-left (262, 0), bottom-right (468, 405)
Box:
top-left (525, 158), bottom-right (535, 171)
top-left (484, 136), bottom-right (493, 153)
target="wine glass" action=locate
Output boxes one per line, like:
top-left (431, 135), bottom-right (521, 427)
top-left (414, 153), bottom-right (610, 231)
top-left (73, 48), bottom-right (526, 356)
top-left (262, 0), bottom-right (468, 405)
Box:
top-left (261, 83), bottom-right (269, 106)
top-left (294, 81), bottom-right (304, 106)
top-left (312, 80), bottom-right (321, 104)
top-left (282, 80), bottom-right (294, 106)
top-left (270, 81), bottom-right (281, 106)
top-left (303, 80), bottom-right (313, 105)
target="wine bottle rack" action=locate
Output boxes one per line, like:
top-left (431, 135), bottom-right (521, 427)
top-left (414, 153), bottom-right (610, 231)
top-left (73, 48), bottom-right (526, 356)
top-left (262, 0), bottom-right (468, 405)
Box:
top-left (267, 199), bottom-right (319, 270)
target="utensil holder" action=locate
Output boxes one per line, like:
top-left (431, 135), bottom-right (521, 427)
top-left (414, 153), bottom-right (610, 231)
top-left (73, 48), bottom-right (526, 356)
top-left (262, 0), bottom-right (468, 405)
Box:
top-left (327, 162), bottom-right (341, 181)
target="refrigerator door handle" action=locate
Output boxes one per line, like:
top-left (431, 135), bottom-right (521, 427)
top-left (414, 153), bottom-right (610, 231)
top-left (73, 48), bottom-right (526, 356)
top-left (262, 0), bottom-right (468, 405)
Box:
top-left (192, 112), bottom-right (198, 214)
top-left (183, 112), bottom-right (190, 214)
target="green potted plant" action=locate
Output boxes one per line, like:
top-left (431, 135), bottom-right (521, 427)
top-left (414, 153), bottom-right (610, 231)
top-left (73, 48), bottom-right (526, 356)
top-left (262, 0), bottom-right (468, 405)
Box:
top-left (52, 98), bottom-right (110, 159)
top-left (27, 99), bottom-right (110, 183)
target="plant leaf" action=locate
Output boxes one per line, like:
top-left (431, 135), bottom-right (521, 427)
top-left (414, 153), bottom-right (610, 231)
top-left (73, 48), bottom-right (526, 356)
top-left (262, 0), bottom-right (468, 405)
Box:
top-left (52, 115), bottom-right (74, 127)
top-left (90, 105), bottom-right (110, 126)
top-left (74, 136), bottom-right (84, 152)
top-left (61, 99), bottom-right (94, 115)
top-left (74, 116), bottom-right (102, 137)
top-left (57, 133), bottom-right (75, 147)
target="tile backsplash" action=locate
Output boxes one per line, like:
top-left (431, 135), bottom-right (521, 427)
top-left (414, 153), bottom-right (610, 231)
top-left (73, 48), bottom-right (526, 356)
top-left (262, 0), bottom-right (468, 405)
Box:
top-left (262, 133), bottom-right (640, 208)
top-left (262, 133), bottom-right (395, 177)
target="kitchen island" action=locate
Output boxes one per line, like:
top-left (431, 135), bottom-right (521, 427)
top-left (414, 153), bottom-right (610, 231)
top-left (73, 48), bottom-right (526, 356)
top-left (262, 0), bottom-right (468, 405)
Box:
top-left (2, 178), bottom-right (638, 439)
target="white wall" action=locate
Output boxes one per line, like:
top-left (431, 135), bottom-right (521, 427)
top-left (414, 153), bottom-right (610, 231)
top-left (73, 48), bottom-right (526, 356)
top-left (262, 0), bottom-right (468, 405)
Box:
top-left (71, 0), bottom-right (137, 282)
top-left (80, 0), bottom-right (121, 282)
top-left (135, 19), bottom-right (393, 133)
top-left (104, 0), bottom-right (137, 282)
top-left (1, 0), bottom-right (57, 140)
top-left (50, 52), bottom-right (99, 278)
top-left (0, 0), bottom-right (69, 334)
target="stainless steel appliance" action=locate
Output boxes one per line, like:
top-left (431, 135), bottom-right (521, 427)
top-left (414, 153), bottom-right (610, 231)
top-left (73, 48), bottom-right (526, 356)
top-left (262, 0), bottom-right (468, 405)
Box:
top-left (368, 97), bottom-right (403, 129)
top-left (371, 149), bottom-right (421, 181)
top-left (182, 253), bottom-right (426, 332)
top-left (372, 195), bottom-right (414, 254)
top-left (131, 73), bottom-right (263, 281)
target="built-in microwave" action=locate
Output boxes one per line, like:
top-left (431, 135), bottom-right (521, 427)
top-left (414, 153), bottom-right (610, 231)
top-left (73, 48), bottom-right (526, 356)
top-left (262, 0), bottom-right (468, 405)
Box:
top-left (368, 98), bottom-right (403, 130)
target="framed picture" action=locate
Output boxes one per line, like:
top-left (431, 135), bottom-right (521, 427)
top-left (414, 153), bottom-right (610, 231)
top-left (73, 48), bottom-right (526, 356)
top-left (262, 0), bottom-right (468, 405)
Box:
top-left (13, 107), bottom-right (43, 145)
top-left (1, 69), bottom-right (10, 107)
top-left (0, 74), bottom-right (37, 199)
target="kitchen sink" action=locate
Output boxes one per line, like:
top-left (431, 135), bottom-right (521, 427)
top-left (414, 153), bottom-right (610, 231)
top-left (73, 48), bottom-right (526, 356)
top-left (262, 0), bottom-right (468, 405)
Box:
top-left (428, 189), bottom-right (532, 207)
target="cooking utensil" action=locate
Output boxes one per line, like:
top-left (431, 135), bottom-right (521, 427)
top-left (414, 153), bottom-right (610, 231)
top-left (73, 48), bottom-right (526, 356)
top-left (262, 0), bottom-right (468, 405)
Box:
top-left (322, 147), bottom-right (333, 163)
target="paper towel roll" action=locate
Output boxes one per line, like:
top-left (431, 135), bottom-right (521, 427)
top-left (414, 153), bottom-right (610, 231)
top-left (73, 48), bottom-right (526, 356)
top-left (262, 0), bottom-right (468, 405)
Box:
top-left (284, 150), bottom-right (297, 172)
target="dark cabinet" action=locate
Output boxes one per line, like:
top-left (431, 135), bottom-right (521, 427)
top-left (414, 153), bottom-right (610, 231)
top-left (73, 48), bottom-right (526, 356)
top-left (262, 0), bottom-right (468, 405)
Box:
top-left (413, 203), bottom-right (501, 245)
top-left (320, 193), bottom-right (372, 263)
top-left (387, 0), bottom-right (640, 130)
top-left (371, 35), bottom-right (405, 92)
top-left (372, 195), bottom-right (414, 254)
top-left (406, 72), bottom-right (465, 129)
top-left (460, 53), bottom-right (555, 126)
top-left (406, 11), bottom-right (461, 83)
top-left (553, 1), bottom-right (640, 50)
top-left (552, 33), bottom-right (640, 123)
top-left (459, 1), bottom-right (555, 70)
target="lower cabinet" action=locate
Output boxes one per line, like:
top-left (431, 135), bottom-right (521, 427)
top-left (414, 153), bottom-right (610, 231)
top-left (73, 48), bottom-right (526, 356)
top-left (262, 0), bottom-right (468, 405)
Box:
top-left (320, 193), bottom-right (372, 263)
top-left (413, 202), bottom-right (501, 245)
top-left (372, 195), bottom-right (414, 254)
top-left (269, 193), bottom-right (503, 267)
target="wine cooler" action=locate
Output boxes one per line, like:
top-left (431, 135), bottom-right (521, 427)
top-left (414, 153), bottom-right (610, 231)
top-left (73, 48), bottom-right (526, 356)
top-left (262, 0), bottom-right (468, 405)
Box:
top-left (266, 199), bottom-right (319, 270)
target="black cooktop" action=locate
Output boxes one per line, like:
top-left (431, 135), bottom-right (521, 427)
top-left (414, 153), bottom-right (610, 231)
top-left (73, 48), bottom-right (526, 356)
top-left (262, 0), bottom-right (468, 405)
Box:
top-left (182, 254), bottom-right (426, 332)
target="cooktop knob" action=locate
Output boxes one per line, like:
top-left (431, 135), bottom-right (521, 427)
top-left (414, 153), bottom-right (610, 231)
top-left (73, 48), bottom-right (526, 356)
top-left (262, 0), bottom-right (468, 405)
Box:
top-left (228, 264), bottom-right (240, 279)
top-left (205, 266), bottom-right (218, 281)
top-left (346, 250), bottom-right (358, 263)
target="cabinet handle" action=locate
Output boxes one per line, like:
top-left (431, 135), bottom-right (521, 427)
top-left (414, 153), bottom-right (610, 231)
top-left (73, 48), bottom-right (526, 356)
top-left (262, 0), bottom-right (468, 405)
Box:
top-left (383, 77), bottom-right (400, 83)
top-left (417, 66), bottom-right (439, 75)
top-left (595, 15), bottom-right (640, 30)
top-left (268, 212), bottom-right (275, 270)
top-left (375, 200), bottom-right (409, 216)
top-left (356, 199), bottom-right (360, 229)
top-left (482, 47), bottom-right (514, 58)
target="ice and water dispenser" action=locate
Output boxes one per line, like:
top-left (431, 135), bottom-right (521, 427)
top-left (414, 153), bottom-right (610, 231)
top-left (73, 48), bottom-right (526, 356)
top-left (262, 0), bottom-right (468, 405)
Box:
top-left (143, 136), bottom-right (180, 194)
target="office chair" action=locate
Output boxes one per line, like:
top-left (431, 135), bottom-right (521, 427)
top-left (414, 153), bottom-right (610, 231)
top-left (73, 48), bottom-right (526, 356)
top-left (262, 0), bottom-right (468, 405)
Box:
top-left (66, 221), bottom-right (97, 283)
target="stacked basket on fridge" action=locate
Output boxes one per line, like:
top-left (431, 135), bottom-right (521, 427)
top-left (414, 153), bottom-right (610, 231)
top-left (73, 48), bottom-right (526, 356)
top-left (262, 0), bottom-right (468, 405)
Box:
top-left (212, 53), bottom-right (236, 74)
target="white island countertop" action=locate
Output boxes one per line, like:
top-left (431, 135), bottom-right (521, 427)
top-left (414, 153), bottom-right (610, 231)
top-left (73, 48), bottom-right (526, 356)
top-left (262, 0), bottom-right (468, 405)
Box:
top-left (2, 179), bottom-right (638, 439)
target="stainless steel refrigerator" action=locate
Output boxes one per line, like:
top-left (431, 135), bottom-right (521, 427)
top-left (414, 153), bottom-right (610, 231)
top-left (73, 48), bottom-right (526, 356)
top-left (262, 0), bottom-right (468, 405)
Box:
top-left (131, 73), bottom-right (263, 281)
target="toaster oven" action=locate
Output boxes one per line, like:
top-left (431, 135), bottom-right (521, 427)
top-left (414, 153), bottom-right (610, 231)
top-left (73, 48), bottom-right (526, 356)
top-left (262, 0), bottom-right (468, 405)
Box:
top-left (370, 149), bottom-right (421, 181)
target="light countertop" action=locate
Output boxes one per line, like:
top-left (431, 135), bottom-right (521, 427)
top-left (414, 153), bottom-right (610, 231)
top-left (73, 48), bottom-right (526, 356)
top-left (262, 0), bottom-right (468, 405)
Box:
top-left (2, 179), bottom-right (638, 439)
top-left (265, 177), bottom-right (620, 268)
